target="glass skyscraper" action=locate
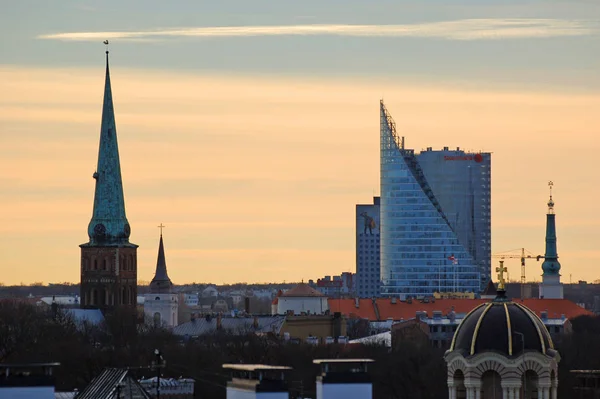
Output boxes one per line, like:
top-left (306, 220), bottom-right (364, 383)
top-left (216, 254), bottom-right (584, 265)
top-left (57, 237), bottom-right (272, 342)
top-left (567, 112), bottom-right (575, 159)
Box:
top-left (380, 101), bottom-right (490, 298)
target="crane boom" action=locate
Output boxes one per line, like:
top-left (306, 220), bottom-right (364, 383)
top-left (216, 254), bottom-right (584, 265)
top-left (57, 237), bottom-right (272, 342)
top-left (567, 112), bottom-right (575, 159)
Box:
top-left (492, 248), bottom-right (541, 300)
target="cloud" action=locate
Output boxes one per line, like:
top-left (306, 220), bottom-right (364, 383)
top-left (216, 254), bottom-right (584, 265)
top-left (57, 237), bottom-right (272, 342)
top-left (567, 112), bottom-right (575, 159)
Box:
top-left (37, 18), bottom-right (600, 42)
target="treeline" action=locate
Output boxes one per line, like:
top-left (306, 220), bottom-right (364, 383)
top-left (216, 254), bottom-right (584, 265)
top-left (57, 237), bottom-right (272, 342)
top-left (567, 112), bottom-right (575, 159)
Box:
top-left (1, 300), bottom-right (599, 398)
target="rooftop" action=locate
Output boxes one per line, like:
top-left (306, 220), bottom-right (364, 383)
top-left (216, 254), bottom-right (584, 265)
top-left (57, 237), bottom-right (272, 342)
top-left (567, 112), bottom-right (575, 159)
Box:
top-left (223, 364), bottom-right (292, 371)
top-left (281, 283), bottom-right (325, 298)
top-left (329, 297), bottom-right (591, 322)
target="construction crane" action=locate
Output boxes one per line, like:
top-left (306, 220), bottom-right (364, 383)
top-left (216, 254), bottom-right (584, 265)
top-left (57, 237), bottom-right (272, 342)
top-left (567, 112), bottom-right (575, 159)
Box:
top-left (492, 248), bottom-right (540, 300)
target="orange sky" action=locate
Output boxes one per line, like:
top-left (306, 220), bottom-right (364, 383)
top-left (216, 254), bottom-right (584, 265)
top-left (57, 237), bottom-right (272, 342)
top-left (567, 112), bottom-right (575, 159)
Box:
top-left (1, 66), bottom-right (599, 286)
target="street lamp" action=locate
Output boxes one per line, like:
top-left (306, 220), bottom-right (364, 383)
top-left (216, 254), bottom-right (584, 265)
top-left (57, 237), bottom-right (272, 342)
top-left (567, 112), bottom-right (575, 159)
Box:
top-left (152, 349), bottom-right (165, 399)
top-left (514, 331), bottom-right (526, 398)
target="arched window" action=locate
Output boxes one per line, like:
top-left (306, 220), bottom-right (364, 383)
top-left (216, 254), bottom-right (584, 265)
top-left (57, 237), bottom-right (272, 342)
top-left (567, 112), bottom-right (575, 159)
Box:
top-left (129, 286), bottom-right (134, 305)
top-left (153, 312), bottom-right (161, 328)
top-left (93, 258), bottom-right (98, 270)
top-left (91, 289), bottom-right (98, 306)
top-left (454, 370), bottom-right (466, 399)
top-left (522, 370), bottom-right (539, 399)
top-left (122, 287), bottom-right (127, 305)
top-left (481, 370), bottom-right (502, 399)
top-left (103, 258), bottom-right (108, 271)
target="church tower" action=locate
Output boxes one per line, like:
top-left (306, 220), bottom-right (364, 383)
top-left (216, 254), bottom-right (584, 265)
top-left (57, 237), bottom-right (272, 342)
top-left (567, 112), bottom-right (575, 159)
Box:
top-left (539, 181), bottom-right (563, 299)
top-left (80, 46), bottom-right (138, 310)
top-left (144, 226), bottom-right (178, 328)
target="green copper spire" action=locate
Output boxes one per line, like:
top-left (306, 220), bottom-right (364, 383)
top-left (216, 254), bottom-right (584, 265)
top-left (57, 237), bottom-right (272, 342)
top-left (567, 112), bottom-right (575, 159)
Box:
top-left (86, 46), bottom-right (132, 246)
top-left (542, 181), bottom-right (561, 276)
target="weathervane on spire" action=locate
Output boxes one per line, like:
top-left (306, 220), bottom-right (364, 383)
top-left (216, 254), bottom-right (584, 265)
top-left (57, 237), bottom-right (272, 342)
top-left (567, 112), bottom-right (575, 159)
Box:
top-left (547, 181), bottom-right (555, 214)
top-left (158, 223), bottom-right (165, 237)
top-left (103, 40), bottom-right (109, 55)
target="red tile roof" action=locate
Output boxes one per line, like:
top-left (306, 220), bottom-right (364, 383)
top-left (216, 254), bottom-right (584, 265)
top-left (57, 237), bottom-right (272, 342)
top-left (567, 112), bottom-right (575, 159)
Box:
top-left (328, 298), bottom-right (592, 321)
top-left (281, 283), bottom-right (325, 298)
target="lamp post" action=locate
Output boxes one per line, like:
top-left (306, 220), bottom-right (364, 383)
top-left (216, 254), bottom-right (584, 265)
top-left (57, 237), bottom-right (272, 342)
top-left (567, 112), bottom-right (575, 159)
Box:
top-left (515, 331), bottom-right (526, 398)
top-left (153, 349), bottom-right (165, 399)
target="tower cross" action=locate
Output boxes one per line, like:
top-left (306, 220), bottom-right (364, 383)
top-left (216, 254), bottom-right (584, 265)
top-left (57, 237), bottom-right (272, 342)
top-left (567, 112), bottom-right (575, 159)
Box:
top-left (548, 181), bottom-right (554, 197)
top-left (496, 261), bottom-right (507, 290)
top-left (103, 39), bottom-right (109, 54)
top-left (158, 223), bottom-right (165, 236)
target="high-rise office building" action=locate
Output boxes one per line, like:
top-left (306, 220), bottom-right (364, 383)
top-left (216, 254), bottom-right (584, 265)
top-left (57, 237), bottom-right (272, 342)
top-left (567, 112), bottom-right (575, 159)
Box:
top-left (356, 197), bottom-right (381, 298)
top-left (379, 101), bottom-right (490, 298)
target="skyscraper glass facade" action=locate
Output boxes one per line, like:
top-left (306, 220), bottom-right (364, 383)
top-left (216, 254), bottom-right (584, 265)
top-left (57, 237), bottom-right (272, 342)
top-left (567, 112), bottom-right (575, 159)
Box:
top-left (380, 101), bottom-right (487, 298)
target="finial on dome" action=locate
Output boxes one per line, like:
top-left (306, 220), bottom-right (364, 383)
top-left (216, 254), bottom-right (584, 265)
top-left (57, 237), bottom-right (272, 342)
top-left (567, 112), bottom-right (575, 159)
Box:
top-left (547, 181), bottom-right (555, 214)
top-left (103, 40), bottom-right (109, 55)
top-left (494, 260), bottom-right (509, 301)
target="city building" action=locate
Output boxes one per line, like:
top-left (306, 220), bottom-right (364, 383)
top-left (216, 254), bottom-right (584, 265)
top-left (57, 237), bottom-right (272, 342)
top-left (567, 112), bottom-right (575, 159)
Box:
top-left (540, 183), bottom-right (564, 299)
top-left (379, 100), bottom-right (489, 298)
top-left (275, 282), bottom-right (329, 315)
top-left (144, 230), bottom-right (178, 328)
top-left (314, 273), bottom-right (355, 298)
top-left (444, 274), bottom-right (560, 399)
top-left (356, 197), bottom-right (381, 298)
top-left (80, 49), bottom-right (138, 310)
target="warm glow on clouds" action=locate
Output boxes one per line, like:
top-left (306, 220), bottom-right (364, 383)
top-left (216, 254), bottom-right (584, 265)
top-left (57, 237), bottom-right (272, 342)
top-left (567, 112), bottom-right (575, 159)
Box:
top-left (37, 19), bottom-right (600, 41)
top-left (1, 66), bottom-right (600, 285)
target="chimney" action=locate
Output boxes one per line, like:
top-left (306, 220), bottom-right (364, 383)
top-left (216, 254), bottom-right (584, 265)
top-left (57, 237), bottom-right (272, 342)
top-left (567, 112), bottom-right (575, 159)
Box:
top-left (391, 297), bottom-right (397, 304)
top-left (224, 364), bottom-right (290, 399)
top-left (314, 359), bottom-right (373, 399)
top-left (217, 313), bottom-right (222, 330)
top-left (541, 311), bottom-right (548, 321)
top-left (355, 298), bottom-right (360, 308)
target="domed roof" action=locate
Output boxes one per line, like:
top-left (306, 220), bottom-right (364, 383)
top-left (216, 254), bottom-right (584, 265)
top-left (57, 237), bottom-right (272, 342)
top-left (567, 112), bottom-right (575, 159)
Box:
top-left (450, 291), bottom-right (554, 357)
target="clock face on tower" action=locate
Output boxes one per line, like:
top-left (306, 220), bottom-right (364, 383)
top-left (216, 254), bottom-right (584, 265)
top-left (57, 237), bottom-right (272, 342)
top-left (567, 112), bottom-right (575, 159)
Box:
top-left (94, 223), bottom-right (106, 237)
top-left (124, 223), bottom-right (131, 238)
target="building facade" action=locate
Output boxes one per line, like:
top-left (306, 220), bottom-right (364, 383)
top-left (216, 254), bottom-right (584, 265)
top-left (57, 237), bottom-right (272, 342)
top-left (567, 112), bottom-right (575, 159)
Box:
top-left (379, 100), bottom-right (484, 298)
top-left (80, 50), bottom-right (137, 309)
top-left (356, 197), bottom-right (381, 298)
top-left (315, 272), bottom-right (355, 298)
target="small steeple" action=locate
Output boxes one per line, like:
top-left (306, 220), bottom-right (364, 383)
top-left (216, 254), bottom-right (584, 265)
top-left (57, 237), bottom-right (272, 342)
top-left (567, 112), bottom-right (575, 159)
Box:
top-left (542, 181), bottom-right (561, 276)
top-left (86, 42), bottom-right (132, 245)
top-left (149, 224), bottom-right (173, 293)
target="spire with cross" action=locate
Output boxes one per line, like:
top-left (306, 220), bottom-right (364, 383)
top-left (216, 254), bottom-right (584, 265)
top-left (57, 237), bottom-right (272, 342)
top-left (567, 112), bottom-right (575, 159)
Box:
top-left (158, 223), bottom-right (165, 237)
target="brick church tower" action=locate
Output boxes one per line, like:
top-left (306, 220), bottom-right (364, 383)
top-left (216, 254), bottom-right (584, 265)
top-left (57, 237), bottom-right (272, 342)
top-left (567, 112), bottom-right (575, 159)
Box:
top-left (80, 47), bottom-right (137, 310)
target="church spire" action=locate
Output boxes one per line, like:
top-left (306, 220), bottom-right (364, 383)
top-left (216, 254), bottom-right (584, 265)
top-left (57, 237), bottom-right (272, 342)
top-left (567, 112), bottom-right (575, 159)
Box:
top-left (149, 224), bottom-right (173, 293)
top-left (542, 181), bottom-right (561, 276)
top-left (86, 43), bottom-right (131, 245)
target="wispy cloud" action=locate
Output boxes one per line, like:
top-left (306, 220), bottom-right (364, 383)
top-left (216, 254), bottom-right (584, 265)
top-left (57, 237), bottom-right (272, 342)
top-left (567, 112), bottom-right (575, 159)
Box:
top-left (38, 18), bottom-right (600, 42)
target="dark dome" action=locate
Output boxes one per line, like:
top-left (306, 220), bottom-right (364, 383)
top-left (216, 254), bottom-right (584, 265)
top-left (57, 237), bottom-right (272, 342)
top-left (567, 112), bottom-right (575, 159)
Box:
top-left (450, 295), bottom-right (554, 357)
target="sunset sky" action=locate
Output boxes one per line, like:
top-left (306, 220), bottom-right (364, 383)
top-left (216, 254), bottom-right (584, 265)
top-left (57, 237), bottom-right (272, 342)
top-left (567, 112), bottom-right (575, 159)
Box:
top-left (1, 1), bottom-right (599, 286)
